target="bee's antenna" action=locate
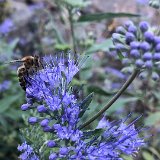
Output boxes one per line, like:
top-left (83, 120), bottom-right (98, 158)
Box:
top-left (4, 60), bottom-right (24, 64)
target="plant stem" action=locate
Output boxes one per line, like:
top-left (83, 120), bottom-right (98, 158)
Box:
top-left (79, 68), bottom-right (140, 129)
top-left (68, 8), bottom-right (77, 57)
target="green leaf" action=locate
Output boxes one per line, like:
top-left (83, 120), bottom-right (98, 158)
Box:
top-left (71, 78), bottom-right (86, 86)
top-left (83, 128), bottom-right (104, 139)
top-left (145, 112), bottom-right (160, 126)
top-left (9, 38), bottom-right (19, 50)
top-left (121, 155), bottom-right (133, 160)
top-left (85, 39), bottom-right (113, 55)
top-left (78, 12), bottom-right (140, 22)
top-left (142, 151), bottom-right (154, 160)
top-left (87, 85), bottom-right (116, 96)
top-left (0, 95), bottom-right (20, 113)
top-left (3, 108), bottom-right (24, 120)
top-left (54, 44), bottom-right (71, 50)
top-left (79, 92), bottom-right (94, 118)
top-left (0, 116), bottom-right (8, 128)
top-left (149, 147), bottom-right (160, 159)
top-left (45, 18), bottom-right (65, 44)
top-left (80, 68), bottom-right (93, 80)
top-left (64, 0), bottom-right (91, 7)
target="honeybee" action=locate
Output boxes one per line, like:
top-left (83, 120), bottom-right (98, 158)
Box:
top-left (9, 55), bottom-right (43, 91)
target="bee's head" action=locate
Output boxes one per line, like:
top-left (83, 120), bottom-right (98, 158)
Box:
top-left (21, 56), bottom-right (34, 68)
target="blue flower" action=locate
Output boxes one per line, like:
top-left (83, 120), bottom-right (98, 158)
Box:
top-left (47, 140), bottom-right (56, 148)
top-left (21, 103), bottom-right (31, 111)
top-left (130, 49), bottom-right (140, 58)
top-left (139, 21), bottom-right (149, 32)
top-left (17, 142), bottom-right (39, 160)
top-left (86, 115), bottom-right (145, 159)
top-left (18, 54), bottom-right (145, 159)
top-left (0, 18), bottom-right (14, 34)
top-left (37, 105), bottom-right (47, 113)
top-left (40, 119), bottom-right (50, 127)
top-left (111, 21), bottom-right (160, 80)
top-left (28, 117), bottom-right (38, 125)
top-left (49, 153), bottom-right (57, 160)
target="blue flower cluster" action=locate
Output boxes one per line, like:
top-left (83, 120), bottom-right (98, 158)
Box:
top-left (112, 21), bottom-right (160, 80)
top-left (18, 54), bottom-right (145, 159)
top-left (17, 142), bottom-right (39, 160)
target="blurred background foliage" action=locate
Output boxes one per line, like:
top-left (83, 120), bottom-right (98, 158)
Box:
top-left (0, 0), bottom-right (160, 159)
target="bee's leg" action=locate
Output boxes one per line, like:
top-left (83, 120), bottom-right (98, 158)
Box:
top-left (19, 77), bottom-right (26, 91)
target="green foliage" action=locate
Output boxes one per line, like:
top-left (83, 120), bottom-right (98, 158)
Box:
top-left (78, 92), bottom-right (94, 118)
top-left (87, 84), bottom-right (116, 96)
top-left (62, 0), bottom-right (91, 8)
top-left (0, 0), bottom-right (160, 159)
top-left (149, 147), bottom-right (160, 159)
top-left (142, 151), bottom-right (154, 160)
top-left (145, 112), bottom-right (160, 127)
top-left (20, 125), bottom-right (51, 159)
top-left (78, 12), bottom-right (140, 22)
top-left (0, 38), bottom-right (19, 60)
top-left (83, 128), bottom-right (104, 139)
top-left (0, 94), bottom-right (21, 113)
top-left (85, 39), bottom-right (113, 55)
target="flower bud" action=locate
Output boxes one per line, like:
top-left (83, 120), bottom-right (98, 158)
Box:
top-left (135, 59), bottom-right (144, 67)
top-left (116, 26), bottom-right (126, 34)
top-left (47, 140), bottom-right (56, 148)
top-left (130, 41), bottom-right (140, 49)
top-left (139, 71), bottom-right (148, 79)
top-left (152, 72), bottom-right (159, 81)
top-left (21, 103), bottom-right (30, 111)
top-left (124, 21), bottom-right (134, 28)
top-left (139, 21), bottom-right (149, 32)
top-left (37, 105), bottom-right (47, 113)
top-left (155, 43), bottom-right (160, 51)
top-left (122, 58), bottom-right (130, 65)
top-left (43, 126), bottom-right (52, 132)
top-left (153, 52), bottom-right (160, 60)
top-left (128, 25), bottom-right (137, 34)
top-left (40, 119), bottom-right (49, 127)
top-left (115, 43), bottom-right (127, 52)
top-left (125, 32), bottom-right (135, 44)
top-left (139, 41), bottom-right (151, 51)
top-left (145, 60), bottom-right (153, 69)
top-left (144, 31), bottom-right (154, 42)
top-left (59, 147), bottom-right (68, 155)
top-left (154, 36), bottom-right (160, 44)
top-left (143, 52), bottom-right (152, 61)
top-left (112, 33), bottom-right (123, 43)
top-left (49, 153), bottom-right (57, 160)
top-left (130, 49), bottom-right (140, 58)
top-left (28, 117), bottom-right (38, 125)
